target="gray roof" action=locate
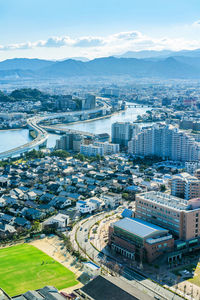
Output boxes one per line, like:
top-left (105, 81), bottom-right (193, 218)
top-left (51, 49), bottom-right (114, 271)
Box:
top-left (80, 275), bottom-right (154, 300)
top-left (114, 217), bottom-right (168, 239)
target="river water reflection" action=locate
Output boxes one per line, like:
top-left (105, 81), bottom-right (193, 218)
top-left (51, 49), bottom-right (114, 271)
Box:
top-left (59, 106), bottom-right (149, 135)
top-left (0, 106), bottom-right (149, 153)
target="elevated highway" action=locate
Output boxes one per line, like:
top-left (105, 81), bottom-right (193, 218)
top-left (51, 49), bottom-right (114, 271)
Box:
top-left (41, 125), bottom-right (95, 138)
top-left (0, 103), bottom-right (111, 160)
top-left (0, 118), bottom-right (48, 160)
top-left (126, 104), bottom-right (150, 108)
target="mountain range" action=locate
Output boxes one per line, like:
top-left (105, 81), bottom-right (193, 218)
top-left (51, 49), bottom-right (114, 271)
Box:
top-left (2, 49), bottom-right (200, 79)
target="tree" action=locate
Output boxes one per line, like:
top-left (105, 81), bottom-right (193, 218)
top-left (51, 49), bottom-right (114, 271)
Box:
top-left (25, 149), bottom-right (45, 159)
top-left (32, 221), bottom-right (40, 232)
top-left (122, 193), bottom-right (129, 200)
top-left (160, 184), bottom-right (166, 192)
top-left (50, 150), bottom-right (70, 158)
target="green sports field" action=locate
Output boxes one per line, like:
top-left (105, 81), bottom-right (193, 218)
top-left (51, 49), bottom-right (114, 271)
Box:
top-left (0, 244), bottom-right (78, 296)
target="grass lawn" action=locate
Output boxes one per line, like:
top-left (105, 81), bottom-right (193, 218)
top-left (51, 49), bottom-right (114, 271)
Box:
top-left (0, 244), bottom-right (78, 296)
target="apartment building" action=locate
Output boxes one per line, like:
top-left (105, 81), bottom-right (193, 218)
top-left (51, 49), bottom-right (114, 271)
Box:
top-left (128, 124), bottom-right (200, 162)
top-left (112, 122), bottom-right (139, 147)
top-left (56, 133), bottom-right (83, 152)
top-left (171, 172), bottom-right (200, 200)
top-left (135, 191), bottom-right (200, 241)
top-left (80, 144), bottom-right (104, 157)
top-left (185, 161), bottom-right (200, 175)
top-left (93, 141), bottom-right (120, 155)
top-left (82, 94), bottom-right (96, 110)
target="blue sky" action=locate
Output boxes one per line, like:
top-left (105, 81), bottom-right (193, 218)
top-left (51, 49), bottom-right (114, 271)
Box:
top-left (1, 0), bottom-right (200, 60)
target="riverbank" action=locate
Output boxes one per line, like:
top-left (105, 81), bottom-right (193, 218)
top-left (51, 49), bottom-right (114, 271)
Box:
top-left (0, 105), bottom-right (150, 154)
top-left (0, 126), bottom-right (27, 131)
top-left (46, 108), bottom-right (126, 128)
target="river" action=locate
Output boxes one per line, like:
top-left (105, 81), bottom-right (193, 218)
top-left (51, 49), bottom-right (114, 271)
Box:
top-left (58, 106), bottom-right (148, 135)
top-left (0, 106), bottom-right (149, 153)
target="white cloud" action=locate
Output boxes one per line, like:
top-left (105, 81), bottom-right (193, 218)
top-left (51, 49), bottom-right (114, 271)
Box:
top-left (192, 20), bottom-right (200, 26)
top-left (1, 30), bottom-right (200, 58)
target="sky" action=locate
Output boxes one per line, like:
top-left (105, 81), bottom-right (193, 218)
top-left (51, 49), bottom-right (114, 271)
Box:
top-left (1, 0), bottom-right (200, 60)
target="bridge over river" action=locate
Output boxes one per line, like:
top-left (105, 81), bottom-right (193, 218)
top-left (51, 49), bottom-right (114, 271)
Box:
top-left (0, 104), bottom-right (110, 160)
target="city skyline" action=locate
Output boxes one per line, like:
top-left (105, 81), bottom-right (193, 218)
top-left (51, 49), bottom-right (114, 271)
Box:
top-left (1, 0), bottom-right (200, 60)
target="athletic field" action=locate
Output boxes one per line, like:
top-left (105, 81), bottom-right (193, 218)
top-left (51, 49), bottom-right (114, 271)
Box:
top-left (0, 244), bottom-right (78, 296)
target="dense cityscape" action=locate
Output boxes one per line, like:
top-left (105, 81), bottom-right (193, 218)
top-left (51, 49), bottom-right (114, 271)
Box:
top-left (2, 1), bottom-right (200, 300)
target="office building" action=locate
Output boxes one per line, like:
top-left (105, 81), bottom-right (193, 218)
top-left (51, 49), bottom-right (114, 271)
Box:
top-left (112, 122), bottom-right (139, 147)
top-left (135, 191), bottom-right (200, 241)
top-left (108, 217), bottom-right (174, 262)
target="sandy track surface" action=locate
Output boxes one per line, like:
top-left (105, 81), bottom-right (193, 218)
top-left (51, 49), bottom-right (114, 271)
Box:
top-left (30, 236), bottom-right (83, 293)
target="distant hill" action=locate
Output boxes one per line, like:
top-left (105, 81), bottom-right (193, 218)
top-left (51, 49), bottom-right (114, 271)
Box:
top-left (116, 49), bottom-right (200, 59)
top-left (0, 58), bottom-right (54, 71)
top-left (40, 59), bottom-right (90, 77)
top-left (59, 57), bottom-right (90, 62)
top-left (116, 50), bottom-right (174, 59)
top-left (40, 56), bottom-right (200, 79)
top-left (1, 55), bottom-right (200, 79)
top-left (0, 69), bottom-right (35, 79)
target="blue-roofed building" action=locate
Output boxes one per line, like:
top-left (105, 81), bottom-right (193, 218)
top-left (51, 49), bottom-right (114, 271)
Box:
top-left (108, 217), bottom-right (174, 262)
top-left (121, 208), bottom-right (133, 219)
top-left (125, 185), bottom-right (142, 193)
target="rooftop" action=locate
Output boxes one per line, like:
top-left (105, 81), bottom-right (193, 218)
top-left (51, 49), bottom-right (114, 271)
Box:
top-left (83, 261), bottom-right (100, 270)
top-left (79, 275), bottom-right (153, 300)
top-left (138, 191), bottom-right (189, 211)
top-left (113, 217), bottom-right (168, 239)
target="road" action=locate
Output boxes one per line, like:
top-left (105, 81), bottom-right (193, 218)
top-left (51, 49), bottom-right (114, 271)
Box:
top-left (0, 102), bottom-right (111, 159)
top-left (70, 212), bottom-right (186, 300)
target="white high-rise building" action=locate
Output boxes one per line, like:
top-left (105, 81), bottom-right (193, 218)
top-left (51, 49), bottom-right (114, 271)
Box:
top-left (111, 122), bottom-right (139, 147)
top-left (128, 124), bottom-right (200, 162)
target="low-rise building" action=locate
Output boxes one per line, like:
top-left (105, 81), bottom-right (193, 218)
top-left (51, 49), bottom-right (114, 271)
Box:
top-left (42, 213), bottom-right (69, 228)
top-left (76, 197), bottom-right (104, 214)
top-left (101, 192), bottom-right (122, 208)
top-left (83, 261), bottom-right (101, 277)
